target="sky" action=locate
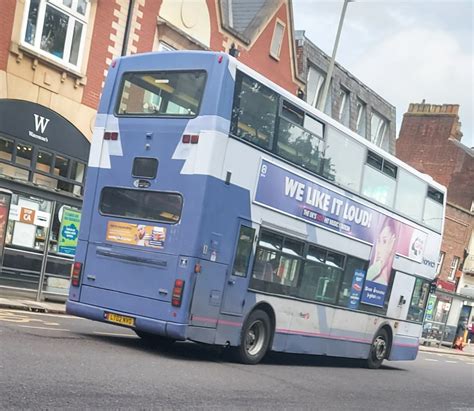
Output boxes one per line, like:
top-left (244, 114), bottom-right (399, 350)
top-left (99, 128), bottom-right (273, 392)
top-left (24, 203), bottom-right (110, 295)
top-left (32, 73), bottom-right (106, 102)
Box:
top-left (292, 0), bottom-right (473, 148)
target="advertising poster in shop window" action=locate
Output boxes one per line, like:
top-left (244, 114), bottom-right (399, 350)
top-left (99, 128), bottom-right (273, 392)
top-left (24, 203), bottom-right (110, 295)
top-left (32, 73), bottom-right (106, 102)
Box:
top-left (58, 208), bottom-right (81, 255)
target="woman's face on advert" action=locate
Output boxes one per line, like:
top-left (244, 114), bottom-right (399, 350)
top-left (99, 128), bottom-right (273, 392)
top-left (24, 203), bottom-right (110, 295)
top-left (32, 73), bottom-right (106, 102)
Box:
top-left (375, 225), bottom-right (396, 263)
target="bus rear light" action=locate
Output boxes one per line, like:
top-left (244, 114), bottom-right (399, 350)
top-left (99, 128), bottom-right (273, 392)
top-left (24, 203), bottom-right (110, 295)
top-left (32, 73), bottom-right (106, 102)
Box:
top-left (182, 134), bottom-right (199, 144)
top-left (172, 279), bottom-right (185, 307)
top-left (71, 262), bottom-right (82, 287)
top-left (182, 134), bottom-right (191, 143)
top-left (104, 132), bottom-right (118, 141)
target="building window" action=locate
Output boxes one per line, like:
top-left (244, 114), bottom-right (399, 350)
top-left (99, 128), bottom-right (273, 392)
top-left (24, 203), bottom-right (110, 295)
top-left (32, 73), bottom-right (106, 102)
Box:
top-left (338, 89), bottom-right (350, 127)
top-left (158, 41), bottom-right (175, 51)
top-left (370, 112), bottom-right (387, 147)
top-left (22, 0), bottom-right (90, 70)
top-left (270, 20), bottom-right (285, 59)
top-left (356, 100), bottom-right (367, 137)
top-left (448, 256), bottom-right (460, 280)
top-left (436, 251), bottom-right (445, 276)
top-left (306, 66), bottom-right (325, 108)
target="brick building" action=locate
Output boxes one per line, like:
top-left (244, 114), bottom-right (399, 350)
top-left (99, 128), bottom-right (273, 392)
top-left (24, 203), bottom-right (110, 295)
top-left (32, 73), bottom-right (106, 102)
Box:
top-left (0, 0), bottom-right (302, 299)
top-left (295, 30), bottom-right (396, 155)
top-left (397, 102), bottom-right (474, 344)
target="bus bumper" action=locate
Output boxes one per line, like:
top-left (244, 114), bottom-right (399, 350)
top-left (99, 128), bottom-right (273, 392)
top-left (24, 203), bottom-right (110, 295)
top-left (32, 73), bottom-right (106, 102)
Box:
top-left (66, 300), bottom-right (187, 340)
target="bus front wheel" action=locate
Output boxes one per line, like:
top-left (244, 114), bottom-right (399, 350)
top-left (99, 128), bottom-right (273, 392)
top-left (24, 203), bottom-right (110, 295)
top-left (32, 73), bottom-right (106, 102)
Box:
top-left (366, 328), bottom-right (389, 369)
top-left (237, 309), bottom-right (272, 365)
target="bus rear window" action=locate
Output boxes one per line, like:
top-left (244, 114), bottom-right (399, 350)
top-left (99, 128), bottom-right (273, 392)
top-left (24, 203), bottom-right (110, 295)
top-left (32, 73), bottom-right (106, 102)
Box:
top-left (116, 70), bottom-right (206, 117)
top-left (100, 187), bottom-right (183, 224)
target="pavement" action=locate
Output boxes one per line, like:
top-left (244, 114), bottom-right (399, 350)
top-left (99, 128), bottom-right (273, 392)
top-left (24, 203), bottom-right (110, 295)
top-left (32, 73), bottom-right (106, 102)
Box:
top-left (1, 295), bottom-right (473, 357)
top-left (0, 296), bottom-right (66, 315)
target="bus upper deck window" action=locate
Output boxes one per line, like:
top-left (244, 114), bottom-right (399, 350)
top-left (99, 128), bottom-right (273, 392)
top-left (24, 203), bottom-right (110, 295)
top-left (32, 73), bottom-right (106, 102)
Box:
top-left (116, 70), bottom-right (207, 117)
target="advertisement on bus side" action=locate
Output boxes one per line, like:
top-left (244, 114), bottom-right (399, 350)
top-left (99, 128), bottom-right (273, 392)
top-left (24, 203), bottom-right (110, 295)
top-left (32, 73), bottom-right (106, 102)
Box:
top-left (254, 160), bottom-right (433, 308)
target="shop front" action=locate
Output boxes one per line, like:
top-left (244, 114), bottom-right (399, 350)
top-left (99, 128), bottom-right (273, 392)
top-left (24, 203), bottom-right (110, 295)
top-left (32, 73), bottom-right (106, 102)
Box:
top-left (421, 278), bottom-right (474, 347)
top-left (0, 99), bottom-right (89, 300)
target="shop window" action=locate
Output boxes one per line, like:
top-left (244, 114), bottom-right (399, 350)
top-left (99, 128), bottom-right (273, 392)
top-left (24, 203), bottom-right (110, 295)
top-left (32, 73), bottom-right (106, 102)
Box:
top-left (0, 137), bottom-right (14, 161)
top-left (36, 150), bottom-right (53, 172)
top-left (54, 155), bottom-right (69, 178)
top-left (16, 143), bottom-right (33, 167)
top-left (5, 194), bottom-right (53, 251)
top-left (71, 161), bottom-right (85, 182)
top-left (22, 0), bottom-right (90, 70)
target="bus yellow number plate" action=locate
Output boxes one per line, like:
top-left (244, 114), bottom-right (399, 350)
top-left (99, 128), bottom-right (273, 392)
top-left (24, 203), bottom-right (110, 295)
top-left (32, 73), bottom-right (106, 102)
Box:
top-left (105, 312), bottom-right (135, 327)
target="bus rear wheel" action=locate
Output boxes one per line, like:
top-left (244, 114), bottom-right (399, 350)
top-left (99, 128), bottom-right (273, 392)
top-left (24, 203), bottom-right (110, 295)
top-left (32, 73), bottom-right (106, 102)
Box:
top-left (135, 330), bottom-right (175, 347)
top-left (236, 309), bottom-right (272, 365)
top-left (366, 328), bottom-right (389, 369)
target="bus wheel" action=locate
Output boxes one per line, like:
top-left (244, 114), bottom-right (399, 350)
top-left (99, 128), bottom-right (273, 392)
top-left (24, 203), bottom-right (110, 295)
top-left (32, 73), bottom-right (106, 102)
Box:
top-left (366, 329), bottom-right (389, 369)
top-left (237, 309), bottom-right (272, 364)
top-left (135, 330), bottom-right (175, 347)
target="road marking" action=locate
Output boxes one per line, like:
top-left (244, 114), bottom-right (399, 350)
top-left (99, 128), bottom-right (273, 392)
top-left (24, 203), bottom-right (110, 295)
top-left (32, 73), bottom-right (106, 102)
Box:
top-left (17, 325), bottom-right (70, 331)
top-left (0, 309), bottom-right (80, 320)
top-left (445, 360), bottom-right (458, 363)
top-left (93, 331), bottom-right (137, 338)
top-left (424, 358), bottom-right (439, 362)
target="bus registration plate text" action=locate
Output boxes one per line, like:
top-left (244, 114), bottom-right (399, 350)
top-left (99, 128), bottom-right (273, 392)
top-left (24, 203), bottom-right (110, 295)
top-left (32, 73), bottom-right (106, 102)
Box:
top-left (105, 312), bottom-right (135, 327)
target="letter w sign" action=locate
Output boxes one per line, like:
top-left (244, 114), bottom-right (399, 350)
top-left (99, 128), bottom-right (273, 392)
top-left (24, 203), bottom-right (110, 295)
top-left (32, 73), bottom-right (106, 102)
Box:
top-left (33, 114), bottom-right (50, 134)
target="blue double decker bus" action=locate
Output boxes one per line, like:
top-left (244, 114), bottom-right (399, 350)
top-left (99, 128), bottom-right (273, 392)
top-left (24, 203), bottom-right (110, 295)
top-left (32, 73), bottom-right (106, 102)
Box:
top-left (67, 51), bottom-right (445, 368)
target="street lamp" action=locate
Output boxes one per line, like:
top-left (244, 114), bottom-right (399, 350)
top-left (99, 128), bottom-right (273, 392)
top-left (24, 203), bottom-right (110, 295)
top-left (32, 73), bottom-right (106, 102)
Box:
top-left (317, 0), bottom-right (354, 112)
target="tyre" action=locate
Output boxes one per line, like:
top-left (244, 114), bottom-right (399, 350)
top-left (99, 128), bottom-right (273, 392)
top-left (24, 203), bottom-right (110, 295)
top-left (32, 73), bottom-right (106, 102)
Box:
top-left (135, 330), bottom-right (175, 347)
top-left (236, 309), bottom-right (272, 365)
top-left (366, 328), bottom-right (389, 369)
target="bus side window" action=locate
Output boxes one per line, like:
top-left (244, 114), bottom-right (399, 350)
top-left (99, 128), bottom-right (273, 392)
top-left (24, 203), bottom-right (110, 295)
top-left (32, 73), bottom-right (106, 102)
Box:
top-left (231, 226), bottom-right (256, 277)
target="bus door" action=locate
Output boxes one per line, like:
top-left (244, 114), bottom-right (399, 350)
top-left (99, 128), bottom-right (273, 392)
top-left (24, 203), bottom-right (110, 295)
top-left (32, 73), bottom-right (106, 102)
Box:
top-left (220, 221), bottom-right (257, 316)
top-left (387, 271), bottom-right (416, 320)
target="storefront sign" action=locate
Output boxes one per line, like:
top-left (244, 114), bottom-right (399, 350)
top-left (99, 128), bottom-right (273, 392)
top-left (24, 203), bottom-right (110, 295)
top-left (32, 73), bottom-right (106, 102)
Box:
top-left (9, 205), bottom-right (50, 228)
top-left (0, 99), bottom-right (89, 161)
top-left (58, 209), bottom-right (81, 255)
top-left (348, 269), bottom-right (366, 310)
top-left (106, 221), bottom-right (166, 249)
top-left (19, 207), bottom-right (36, 224)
